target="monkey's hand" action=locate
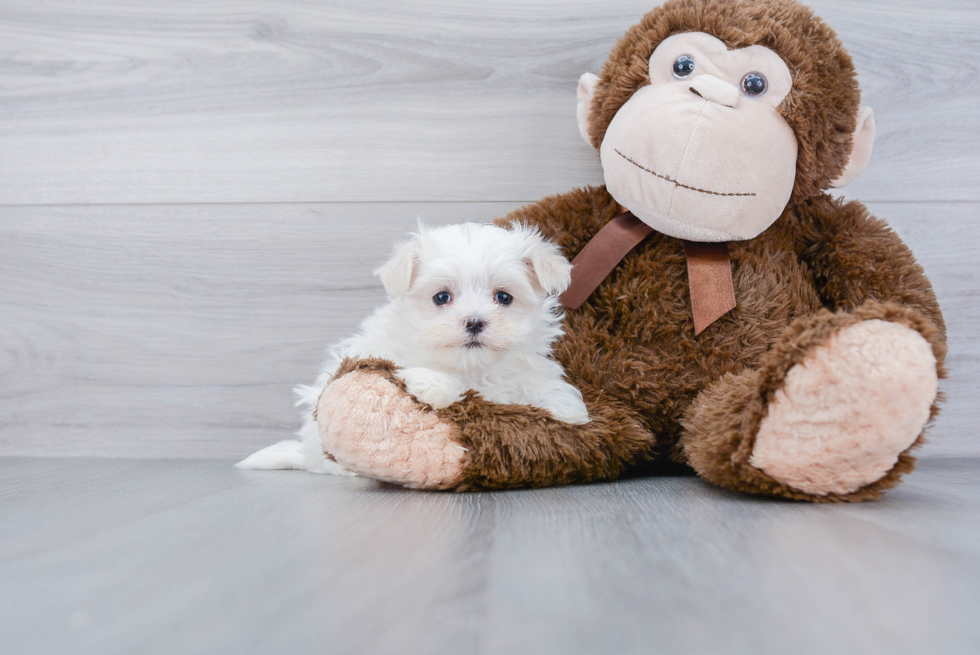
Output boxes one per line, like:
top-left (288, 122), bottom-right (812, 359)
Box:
top-left (317, 358), bottom-right (466, 489)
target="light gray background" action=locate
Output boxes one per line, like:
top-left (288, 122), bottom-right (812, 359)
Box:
top-left (1, 0), bottom-right (977, 459)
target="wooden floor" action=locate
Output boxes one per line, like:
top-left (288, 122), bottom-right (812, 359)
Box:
top-left (2, 457), bottom-right (979, 655)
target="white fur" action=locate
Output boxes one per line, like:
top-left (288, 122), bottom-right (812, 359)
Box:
top-left (236, 222), bottom-right (589, 474)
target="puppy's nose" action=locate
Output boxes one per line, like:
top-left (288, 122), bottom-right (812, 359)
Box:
top-left (465, 317), bottom-right (486, 336)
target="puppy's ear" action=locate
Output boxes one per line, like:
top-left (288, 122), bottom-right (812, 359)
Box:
top-left (374, 235), bottom-right (421, 298)
top-left (517, 224), bottom-right (572, 295)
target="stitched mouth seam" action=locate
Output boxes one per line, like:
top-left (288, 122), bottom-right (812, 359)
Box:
top-left (614, 149), bottom-right (756, 197)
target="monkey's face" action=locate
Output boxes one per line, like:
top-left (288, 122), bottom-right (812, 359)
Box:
top-left (598, 32), bottom-right (798, 242)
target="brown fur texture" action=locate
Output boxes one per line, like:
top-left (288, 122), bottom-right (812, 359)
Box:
top-left (320, 0), bottom-right (946, 501)
top-left (587, 0), bottom-right (862, 202)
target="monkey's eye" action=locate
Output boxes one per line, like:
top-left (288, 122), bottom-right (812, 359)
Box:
top-left (672, 54), bottom-right (696, 79)
top-left (494, 291), bottom-right (513, 306)
top-left (433, 291), bottom-right (452, 306)
top-left (741, 72), bottom-right (768, 97)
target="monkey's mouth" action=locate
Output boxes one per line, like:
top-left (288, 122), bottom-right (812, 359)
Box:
top-left (614, 149), bottom-right (756, 198)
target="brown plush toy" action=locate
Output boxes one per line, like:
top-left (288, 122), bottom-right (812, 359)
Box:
top-left (316, 0), bottom-right (946, 501)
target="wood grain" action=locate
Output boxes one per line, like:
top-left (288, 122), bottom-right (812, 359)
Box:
top-left (1, 457), bottom-right (978, 654)
top-left (1, 201), bottom-right (975, 459)
top-left (0, 0), bottom-right (977, 205)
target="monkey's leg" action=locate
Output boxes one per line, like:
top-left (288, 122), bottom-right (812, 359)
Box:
top-left (317, 358), bottom-right (656, 491)
top-left (681, 302), bottom-right (944, 502)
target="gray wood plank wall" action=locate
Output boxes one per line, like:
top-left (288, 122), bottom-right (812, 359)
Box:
top-left (1, 0), bottom-right (978, 459)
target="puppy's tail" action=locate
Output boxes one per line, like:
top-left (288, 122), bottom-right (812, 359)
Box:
top-left (235, 420), bottom-right (355, 476)
top-left (235, 440), bottom-right (309, 470)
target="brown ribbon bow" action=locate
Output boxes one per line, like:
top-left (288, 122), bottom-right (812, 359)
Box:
top-left (559, 209), bottom-right (736, 335)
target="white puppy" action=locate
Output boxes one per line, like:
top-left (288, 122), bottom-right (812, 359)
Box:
top-left (236, 222), bottom-right (589, 474)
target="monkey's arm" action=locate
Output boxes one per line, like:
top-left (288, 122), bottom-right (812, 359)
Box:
top-left (800, 195), bottom-right (946, 342)
top-left (317, 358), bottom-right (656, 491)
top-left (440, 388), bottom-right (652, 491)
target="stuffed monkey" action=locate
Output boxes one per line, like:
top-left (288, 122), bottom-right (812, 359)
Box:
top-left (316, 0), bottom-right (946, 502)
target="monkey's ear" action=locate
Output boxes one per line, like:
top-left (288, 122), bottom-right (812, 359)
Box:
top-left (374, 234), bottom-right (421, 298)
top-left (831, 107), bottom-right (876, 188)
top-left (576, 72), bottom-right (600, 148)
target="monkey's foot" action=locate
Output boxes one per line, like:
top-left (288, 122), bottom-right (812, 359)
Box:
top-left (317, 365), bottom-right (465, 490)
top-left (749, 319), bottom-right (938, 496)
top-left (683, 304), bottom-right (945, 502)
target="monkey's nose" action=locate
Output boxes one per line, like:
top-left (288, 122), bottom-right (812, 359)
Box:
top-left (465, 318), bottom-right (486, 336)
top-left (688, 74), bottom-right (739, 108)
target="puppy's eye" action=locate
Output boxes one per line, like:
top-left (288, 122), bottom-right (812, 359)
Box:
top-left (433, 291), bottom-right (452, 306)
top-left (494, 291), bottom-right (513, 306)
top-left (672, 54), bottom-right (695, 79)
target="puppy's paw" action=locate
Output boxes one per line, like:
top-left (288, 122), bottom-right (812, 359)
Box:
top-left (395, 367), bottom-right (467, 409)
top-left (536, 381), bottom-right (591, 425)
top-left (548, 402), bottom-right (591, 425)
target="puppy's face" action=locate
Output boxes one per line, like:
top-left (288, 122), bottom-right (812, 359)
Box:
top-left (375, 223), bottom-right (572, 370)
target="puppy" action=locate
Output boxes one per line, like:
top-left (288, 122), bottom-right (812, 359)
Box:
top-left (236, 222), bottom-right (589, 474)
